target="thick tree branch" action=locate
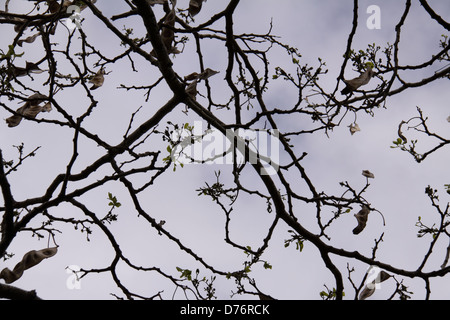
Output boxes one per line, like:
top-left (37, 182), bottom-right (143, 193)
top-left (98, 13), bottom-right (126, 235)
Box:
top-left (0, 150), bottom-right (16, 258)
top-left (419, 0), bottom-right (450, 31)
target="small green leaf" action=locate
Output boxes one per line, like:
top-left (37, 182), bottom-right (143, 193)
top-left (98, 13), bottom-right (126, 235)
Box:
top-left (296, 240), bottom-right (304, 252)
top-left (263, 261), bottom-right (272, 270)
top-left (107, 192), bottom-right (121, 208)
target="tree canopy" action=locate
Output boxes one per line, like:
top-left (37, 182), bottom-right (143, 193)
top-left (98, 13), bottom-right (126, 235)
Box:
top-left (0, 0), bottom-right (449, 300)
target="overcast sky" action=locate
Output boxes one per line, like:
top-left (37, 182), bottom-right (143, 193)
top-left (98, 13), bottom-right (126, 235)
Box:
top-left (0, 0), bottom-right (449, 300)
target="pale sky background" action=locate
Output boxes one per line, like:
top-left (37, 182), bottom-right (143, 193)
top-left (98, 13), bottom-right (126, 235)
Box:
top-left (0, 0), bottom-right (449, 300)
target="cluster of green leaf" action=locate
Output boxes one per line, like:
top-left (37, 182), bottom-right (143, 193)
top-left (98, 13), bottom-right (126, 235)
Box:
top-left (284, 230), bottom-right (305, 252)
top-left (319, 285), bottom-right (345, 300)
top-left (395, 283), bottom-right (414, 300)
top-left (222, 245), bottom-right (273, 288)
top-left (416, 216), bottom-right (439, 239)
top-left (160, 122), bottom-right (195, 171)
top-left (107, 192), bottom-right (121, 208)
top-left (438, 34), bottom-right (450, 66)
top-left (391, 137), bottom-right (424, 162)
top-left (272, 57), bottom-right (327, 86)
top-left (0, 45), bottom-right (24, 60)
top-left (120, 26), bottom-right (146, 47)
top-left (176, 267), bottom-right (217, 300)
top-left (104, 192), bottom-right (121, 224)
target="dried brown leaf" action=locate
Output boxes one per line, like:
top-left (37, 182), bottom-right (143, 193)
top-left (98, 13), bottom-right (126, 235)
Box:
top-left (341, 62), bottom-right (375, 95)
top-left (198, 68), bottom-right (219, 80)
top-left (12, 62), bottom-right (44, 77)
top-left (359, 270), bottom-right (391, 300)
top-left (161, 9), bottom-right (176, 51)
top-left (184, 72), bottom-right (200, 81)
top-left (184, 68), bottom-right (219, 81)
top-left (146, 0), bottom-right (167, 5)
top-left (5, 115), bottom-right (23, 128)
top-left (362, 170), bottom-right (374, 179)
top-left (5, 93), bottom-right (49, 128)
top-left (47, 0), bottom-right (60, 13)
top-left (359, 284), bottom-right (375, 300)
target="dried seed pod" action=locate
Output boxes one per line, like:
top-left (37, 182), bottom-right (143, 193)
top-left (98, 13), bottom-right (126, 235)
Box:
top-left (348, 122), bottom-right (360, 135)
top-left (146, 0), bottom-right (167, 5)
top-left (183, 68), bottom-right (219, 99)
top-left (362, 170), bottom-right (375, 179)
top-left (0, 247), bottom-right (58, 284)
top-left (5, 93), bottom-right (50, 127)
top-left (352, 205), bottom-right (370, 235)
top-left (184, 72), bottom-right (200, 81)
top-left (189, 0), bottom-right (206, 16)
top-left (89, 68), bottom-right (106, 90)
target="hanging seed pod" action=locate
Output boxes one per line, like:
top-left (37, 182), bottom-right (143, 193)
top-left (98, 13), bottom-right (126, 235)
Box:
top-left (5, 93), bottom-right (50, 128)
top-left (0, 247), bottom-right (58, 284)
top-left (352, 205), bottom-right (370, 235)
top-left (189, 0), bottom-right (206, 16)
